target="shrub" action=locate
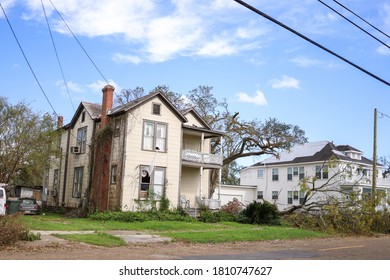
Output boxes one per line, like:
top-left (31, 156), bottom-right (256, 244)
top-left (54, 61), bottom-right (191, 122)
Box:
top-left (0, 213), bottom-right (39, 246)
top-left (221, 198), bottom-right (243, 215)
top-left (88, 210), bottom-right (196, 223)
top-left (239, 200), bottom-right (281, 225)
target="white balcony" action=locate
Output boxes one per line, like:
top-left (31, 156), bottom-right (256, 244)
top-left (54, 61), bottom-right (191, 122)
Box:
top-left (181, 150), bottom-right (223, 167)
top-left (342, 175), bottom-right (390, 187)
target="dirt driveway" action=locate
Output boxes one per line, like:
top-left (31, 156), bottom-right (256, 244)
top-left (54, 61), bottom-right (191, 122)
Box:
top-left (1, 232), bottom-right (390, 260)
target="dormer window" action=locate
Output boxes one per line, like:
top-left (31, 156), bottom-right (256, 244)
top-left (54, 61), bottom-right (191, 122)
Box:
top-left (152, 103), bottom-right (161, 115)
top-left (81, 111), bottom-right (86, 122)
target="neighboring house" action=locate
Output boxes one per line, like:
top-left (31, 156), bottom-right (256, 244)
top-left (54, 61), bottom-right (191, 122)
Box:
top-left (240, 141), bottom-right (390, 211)
top-left (46, 85), bottom-right (224, 212)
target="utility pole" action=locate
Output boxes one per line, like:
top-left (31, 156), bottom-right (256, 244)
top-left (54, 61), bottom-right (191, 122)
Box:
top-left (372, 108), bottom-right (377, 198)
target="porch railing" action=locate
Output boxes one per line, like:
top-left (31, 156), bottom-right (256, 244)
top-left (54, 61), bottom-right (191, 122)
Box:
top-left (181, 150), bottom-right (223, 166)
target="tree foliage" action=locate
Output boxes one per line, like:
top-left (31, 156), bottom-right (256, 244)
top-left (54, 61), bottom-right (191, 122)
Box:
top-left (0, 97), bottom-right (59, 186)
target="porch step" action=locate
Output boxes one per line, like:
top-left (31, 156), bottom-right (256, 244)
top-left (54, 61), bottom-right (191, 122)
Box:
top-left (185, 208), bottom-right (200, 218)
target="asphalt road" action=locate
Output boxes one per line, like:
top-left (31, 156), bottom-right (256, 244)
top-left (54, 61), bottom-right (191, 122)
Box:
top-left (1, 233), bottom-right (390, 260)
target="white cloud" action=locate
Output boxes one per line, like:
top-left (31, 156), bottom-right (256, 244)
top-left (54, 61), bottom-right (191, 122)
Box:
top-left (56, 80), bottom-right (85, 93)
top-left (290, 56), bottom-right (337, 68)
top-left (15, 0), bottom-right (268, 63)
top-left (197, 38), bottom-right (237, 57)
top-left (112, 53), bottom-right (141, 64)
top-left (87, 80), bottom-right (119, 93)
top-left (236, 90), bottom-right (267, 106)
top-left (377, 45), bottom-right (390, 55)
top-left (270, 75), bottom-right (300, 89)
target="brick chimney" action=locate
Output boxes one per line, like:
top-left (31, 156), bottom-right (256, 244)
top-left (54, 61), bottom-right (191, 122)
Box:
top-left (101, 85), bottom-right (115, 127)
top-left (57, 116), bottom-right (63, 128)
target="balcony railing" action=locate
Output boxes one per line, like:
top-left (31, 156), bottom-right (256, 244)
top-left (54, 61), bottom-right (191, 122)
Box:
top-left (342, 175), bottom-right (390, 187)
top-left (181, 150), bottom-right (223, 166)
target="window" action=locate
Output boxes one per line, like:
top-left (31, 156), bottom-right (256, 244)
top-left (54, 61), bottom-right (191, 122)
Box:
top-left (293, 191), bottom-right (299, 200)
top-left (299, 167), bottom-right (305, 180)
top-left (152, 103), bottom-right (161, 115)
top-left (272, 168), bottom-right (279, 181)
top-left (287, 167), bottom-right (293, 181)
top-left (293, 167), bottom-right (299, 176)
top-left (81, 111), bottom-right (86, 122)
top-left (299, 191), bottom-right (306, 204)
top-left (272, 191), bottom-right (279, 200)
top-left (73, 167), bottom-right (84, 198)
top-left (287, 191), bottom-right (293, 204)
top-left (139, 166), bottom-right (165, 199)
top-left (111, 165), bottom-right (118, 184)
top-left (53, 169), bottom-right (59, 190)
top-left (77, 127), bottom-right (87, 153)
top-left (257, 169), bottom-right (264, 178)
top-left (315, 165), bottom-right (329, 179)
top-left (257, 191), bottom-right (263, 199)
top-left (143, 121), bottom-right (167, 152)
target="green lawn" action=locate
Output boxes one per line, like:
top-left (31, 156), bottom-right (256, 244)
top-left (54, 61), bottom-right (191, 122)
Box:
top-left (22, 213), bottom-right (327, 246)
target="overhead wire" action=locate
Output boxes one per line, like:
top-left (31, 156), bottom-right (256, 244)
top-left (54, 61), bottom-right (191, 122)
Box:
top-left (41, 0), bottom-right (75, 112)
top-left (48, 0), bottom-right (110, 85)
top-left (317, 0), bottom-right (389, 49)
top-left (233, 0), bottom-right (390, 88)
top-left (0, 2), bottom-right (58, 117)
top-left (333, 0), bottom-right (390, 40)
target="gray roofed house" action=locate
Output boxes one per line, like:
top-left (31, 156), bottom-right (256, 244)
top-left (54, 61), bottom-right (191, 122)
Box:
top-left (240, 140), bottom-right (390, 211)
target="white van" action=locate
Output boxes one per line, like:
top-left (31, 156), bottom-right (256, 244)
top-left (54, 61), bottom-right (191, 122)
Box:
top-left (0, 187), bottom-right (6, 216)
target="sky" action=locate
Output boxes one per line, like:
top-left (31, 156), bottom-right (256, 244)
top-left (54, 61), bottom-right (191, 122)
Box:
top-left (1, 0), bottom-right (390, 167)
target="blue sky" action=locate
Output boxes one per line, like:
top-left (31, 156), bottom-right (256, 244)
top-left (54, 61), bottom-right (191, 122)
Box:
top-left (1, 0), bottom-right (389, 166)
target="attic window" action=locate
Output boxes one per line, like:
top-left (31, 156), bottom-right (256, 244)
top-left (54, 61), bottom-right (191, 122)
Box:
top-left (81, 111), bottom-right (86, 122)
top-left (152, 103), bottom-right (161, 115)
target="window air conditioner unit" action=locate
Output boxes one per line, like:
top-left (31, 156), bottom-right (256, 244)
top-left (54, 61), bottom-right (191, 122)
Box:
top-left (70, 146), bottom-right (80, 154)
top-left (50, 190), bottom-right (57, 197)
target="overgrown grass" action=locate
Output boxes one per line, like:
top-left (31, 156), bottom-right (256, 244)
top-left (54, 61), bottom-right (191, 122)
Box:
top-left (22, 214), bottom-right (327, 244)
top-left (53, 232), bottom-right (127, 247)
top-left (161, 223), bottom-right (326, 243)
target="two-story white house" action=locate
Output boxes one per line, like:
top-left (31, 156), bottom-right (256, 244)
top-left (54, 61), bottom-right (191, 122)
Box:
top-left (46, 85), bottom-right (224, 212)
top-left (240, 141), bottom-right (390, 211)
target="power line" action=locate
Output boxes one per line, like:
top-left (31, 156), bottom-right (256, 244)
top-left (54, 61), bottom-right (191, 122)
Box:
top-left (48, 0), bottom-right (110, 85)
top-left (0, 2), bottom-right (58, 117)
top-left (333, 0), bottom-right (390, 40)
top-left (317, 0), bottom-right (389, 49)
top-left (234, 0), bottom-right (390, 87)
top-left (41, 0), bottom-right (75, 112)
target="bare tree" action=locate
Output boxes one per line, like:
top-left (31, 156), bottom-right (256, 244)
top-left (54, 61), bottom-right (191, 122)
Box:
top-left (280, 158), bottom-right (371, 215)
top-left (114, 87), bottom-right (145, 106)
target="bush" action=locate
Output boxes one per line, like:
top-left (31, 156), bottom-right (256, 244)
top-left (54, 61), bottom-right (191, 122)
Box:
top-left (239, 201), bottom-right (281, 225)
top-left (0, 213), bottom-right (40, 246)
top-left (88, 210), bottom-right (196, 223)
top-left (221, 198), bottom-right (243, 215)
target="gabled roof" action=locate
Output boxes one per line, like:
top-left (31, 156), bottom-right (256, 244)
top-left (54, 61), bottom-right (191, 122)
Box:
top-left (252, 141), bottom-right (377, 167)
top-left (63, 102), bottom-right (101, 129)
top-left (181, 108), bottom-right (212, 130)
top-left (108, 91), bottom-right (187, 122)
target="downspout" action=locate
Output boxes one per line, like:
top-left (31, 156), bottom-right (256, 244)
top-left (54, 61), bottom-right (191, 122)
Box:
top-left (62, 129), bottom-right (71, 206)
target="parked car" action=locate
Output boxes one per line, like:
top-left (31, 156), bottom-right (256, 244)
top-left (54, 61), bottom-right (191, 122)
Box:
top-left (18, 198), bottom-right (40, 215)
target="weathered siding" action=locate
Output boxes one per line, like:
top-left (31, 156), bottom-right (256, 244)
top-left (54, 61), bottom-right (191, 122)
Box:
top-left (121, 96), bottom-right (182, 211)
